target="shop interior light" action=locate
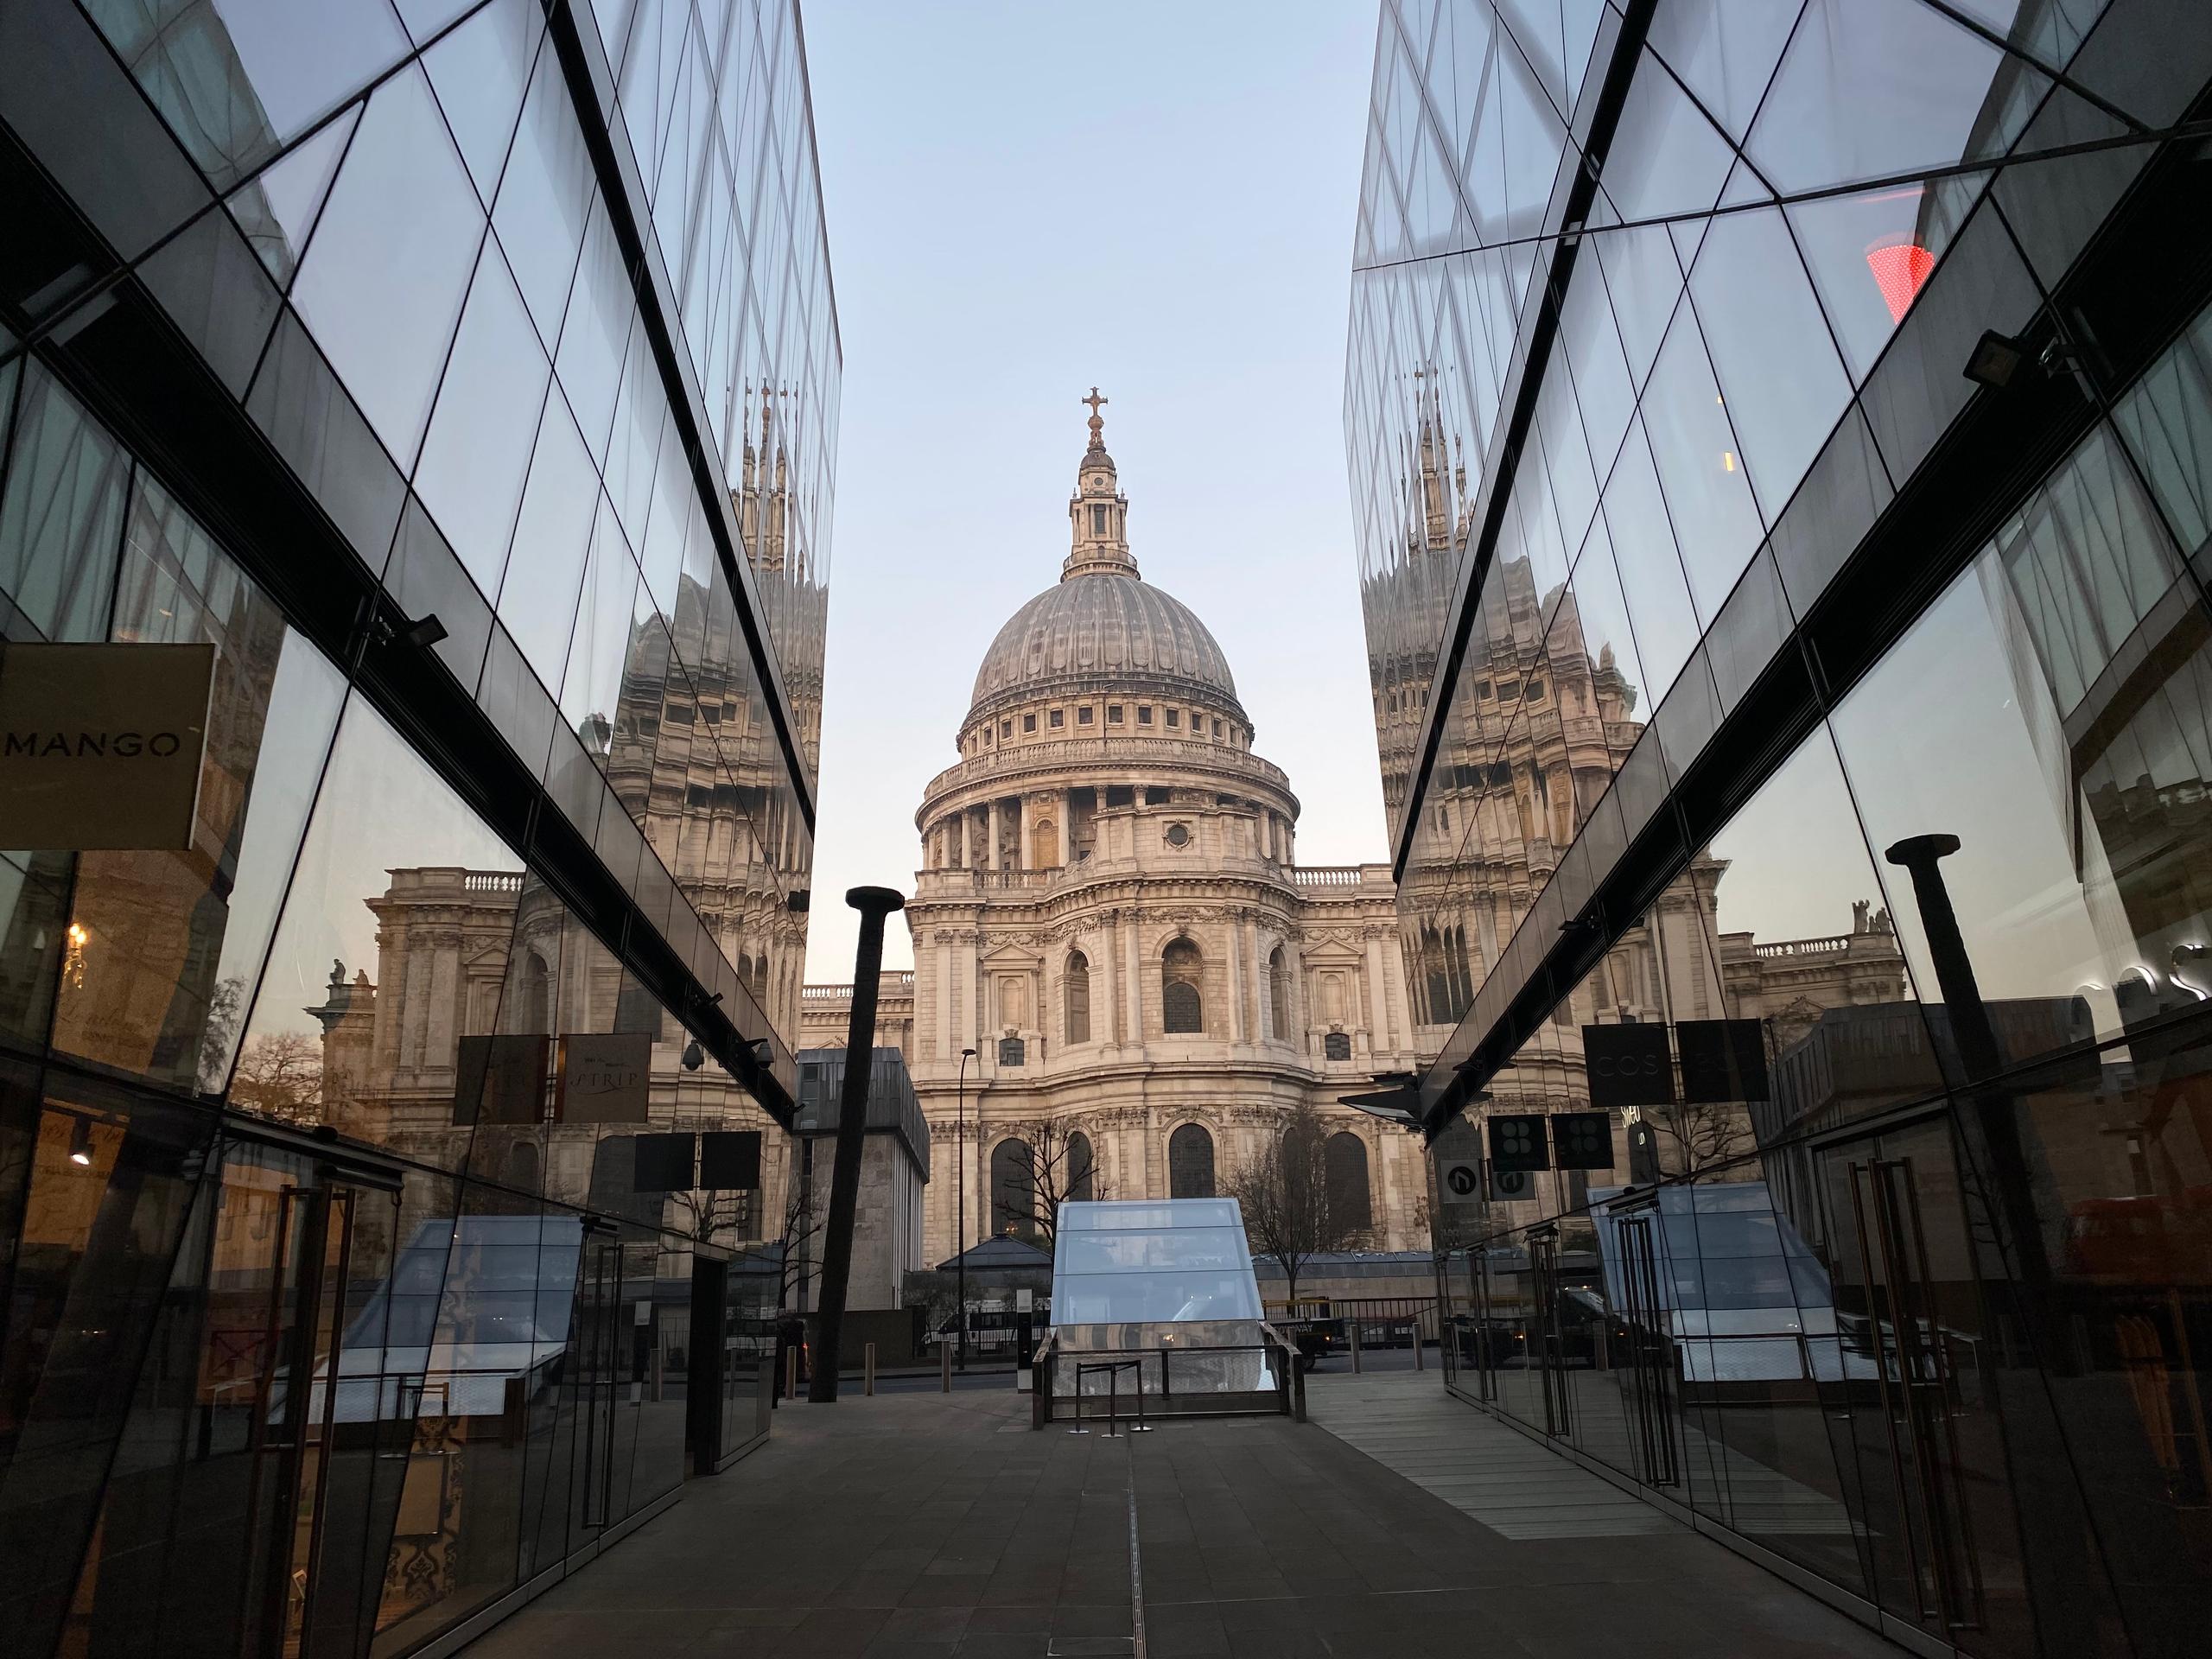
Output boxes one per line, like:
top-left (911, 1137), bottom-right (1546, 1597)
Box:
top-left (1866, 237), bottom-right (1936, 323)
top-left (68, 1116), bottom-right (93, 1166)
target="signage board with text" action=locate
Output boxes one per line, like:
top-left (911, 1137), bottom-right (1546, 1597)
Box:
top-left (1582, 1022), bottom-right (1675, 1108)
top-left (558, 1031), bottom-right (652, 1122)
top-left (0, 642), bottom-right (214, 849)
top-left (1676, 1019), bottom-right (1770, 1103)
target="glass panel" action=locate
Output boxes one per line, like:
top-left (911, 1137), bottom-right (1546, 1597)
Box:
top-left (1599, 418), bottom-right (1702, 700)
top-left (290, 64), bottom-right (486, 470)
top-left (419, 0), bottom-right (539, 207)
top-left (552, 195), bottom-right (632, 465)
top-left (0, 363), bottom-right (130, 645)
top-left (1643, 0), bottom-right (1801, 142)
top-left (493, 34), bottom-right (595, 345)
top-left (496, 395), bottom-right (595, 688)
top-left (1748, 0), bottom-right (2015, 194)
top-left (1688, 207), bottom-right (1854, 524)
top-left (1639, 306), bottom-right (1768, 621)
top-left (2113, 298), bottom-right (2212, 560)
top-left (1599, 50), bottom-right (1736, 223)
top-left (236, 692), bottom-right (525, 1168)
top-left (0, 1084), bottom-right (217, 1656)
top-left (85, 0), bottom-right (410, 192)
top-left (50, 471), bottom-right (348, 1094)
top-left (1787, 179), bottom-right (1960, 386)
top-left (1828, 428), bottom-right (2202, 1078)
top-left (226, 100), bottom-right (359, 289)
top-left (413, 243), bottom-right (551, 594)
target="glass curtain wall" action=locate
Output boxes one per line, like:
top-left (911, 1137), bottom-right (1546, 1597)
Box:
top-left (1353, 3), bottom-right (2212, 1656)
top-left (0, 3), bottom-right (834, 1657)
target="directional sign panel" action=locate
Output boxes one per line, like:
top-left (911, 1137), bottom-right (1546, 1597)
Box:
top-left (1440, 1158), bottom-right (1482, 1200)
top-left (1489, 1164), bottom-right (1537, 1203)
top-left (1487, 1113), bottom-right (1551, 1173)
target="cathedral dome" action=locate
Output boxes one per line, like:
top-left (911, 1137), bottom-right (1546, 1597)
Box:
top-left (967, 571), bottom-right (1242, 728)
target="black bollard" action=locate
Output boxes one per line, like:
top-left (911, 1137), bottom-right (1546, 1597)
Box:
top-left (809, 887), bottom-right (906, 1402)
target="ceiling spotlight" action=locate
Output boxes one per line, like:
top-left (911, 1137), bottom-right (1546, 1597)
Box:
top-left (1964, 329), bottom-right (2028, 391)
top-left (67, 1116), bottom-right (93, 1167)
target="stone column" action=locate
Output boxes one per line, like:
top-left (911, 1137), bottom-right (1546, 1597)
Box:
top-left (1020, 801), bottom-right (1033, 871)
top-left (1058, 792), bottom-right (1071, 868)
top-left (1125, 913), bottom-right (1145, 1046)
top-left (957, 810), bottom-right (969, 869)
top-left (988, 801), bottom-right (1001, 871)
top-left (1225, 919), bottom-right (1244, 1044)
top-left (1365, 934), bottom-right (1391, 1048)
top-left (1102, 912), bottom-right (1121, 1047)
top-left (1382, 927), bottom-right (1412, 1056)
top-left (935, 936), bottom-right (953, 1059)
top-left (1244, 913), bottom-right (1264, 1040)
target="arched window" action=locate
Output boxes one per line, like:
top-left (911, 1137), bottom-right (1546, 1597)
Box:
top-left (1065, 1131), bottom-right (1095, 1203)
top-left (1268, 947), bottom-right (1291, 1039)
top-left (991, 1138), bottom-right (1037, 1240)
top-left (1168, 1123), bottom-right (1215, 1198)
top-left (1325, 1132), bottom-right (1371, 1231)
top-left (1065, 950), bottom-right (1090, 1044)
top-left (504, 1138), bottom-right (540, 1193)
top-left (1162, 938), bottom-right (1203, 1034)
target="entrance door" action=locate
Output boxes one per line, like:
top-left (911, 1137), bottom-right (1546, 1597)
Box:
top-left (1815, 1114), bottom-right (2026, 1652)
top-left (568, 1229), bottom-right (624, 1553)
top-left (212, 1135), bottom-right (405, 1659)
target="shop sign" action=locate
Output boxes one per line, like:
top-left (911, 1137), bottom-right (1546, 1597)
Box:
top-left (559, 1030), bottom-right (652, 1122)
top-left (0, 642), bottom-right (214, 849)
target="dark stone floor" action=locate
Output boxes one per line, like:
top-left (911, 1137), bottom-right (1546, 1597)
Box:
top-left (459, 1384), bottom-right (1899, 1658)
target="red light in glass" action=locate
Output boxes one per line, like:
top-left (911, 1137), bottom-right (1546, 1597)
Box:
top-left (1866, 238), bottom-right (1936, 324)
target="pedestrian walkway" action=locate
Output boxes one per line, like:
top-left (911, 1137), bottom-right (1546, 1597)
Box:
top-left (1302, 1368), bottom-right (1675, 1539)
top-left (460, 1378), bottom-right (1898, 1658)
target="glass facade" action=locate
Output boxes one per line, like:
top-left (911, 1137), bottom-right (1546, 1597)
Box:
top-left (1349, 3), bottom-right (2212, 1654)
top-left (0, 2), bottom-right (832, 1655)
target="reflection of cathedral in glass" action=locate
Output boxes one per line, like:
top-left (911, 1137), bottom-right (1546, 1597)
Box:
top-left (0, 3), bottom-right (840, 1655)
top-left (1348, 4), bottom-right (2212, 1651)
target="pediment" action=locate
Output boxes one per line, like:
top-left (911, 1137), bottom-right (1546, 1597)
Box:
top-left (980, 940), bottom-right (1044, 967)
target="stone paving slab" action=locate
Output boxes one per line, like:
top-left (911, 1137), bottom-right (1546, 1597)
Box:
top-left (461, 1376), bottom-right (1899, 1658)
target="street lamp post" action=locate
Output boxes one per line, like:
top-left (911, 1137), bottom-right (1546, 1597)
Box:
top-left (957, 1046), bottom-right (976, 1370)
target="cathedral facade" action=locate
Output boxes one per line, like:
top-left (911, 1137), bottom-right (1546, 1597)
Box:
top-left (869, 403), bottom-right (1433, 1262)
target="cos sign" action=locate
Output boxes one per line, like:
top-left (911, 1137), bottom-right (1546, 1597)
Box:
top-left (1582, 1022), bottom-right (1675, 1108)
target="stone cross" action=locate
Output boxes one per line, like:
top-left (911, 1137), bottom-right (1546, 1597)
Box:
top-left (1082, 387), bottom-right (1108, 417)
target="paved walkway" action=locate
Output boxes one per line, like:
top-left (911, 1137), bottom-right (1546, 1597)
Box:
top-left (461, 1377), bottom-right (1898, 1658)
top-left (1302, 1369), bottom-right (1676, 1539)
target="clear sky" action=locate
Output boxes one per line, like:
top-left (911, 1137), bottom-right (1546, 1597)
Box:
top-left (798, 1), bottom-right (1389, 982)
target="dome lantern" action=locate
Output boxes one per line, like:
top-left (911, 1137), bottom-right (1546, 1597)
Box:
top-left (1065, 387), bottom-right (1136, 581)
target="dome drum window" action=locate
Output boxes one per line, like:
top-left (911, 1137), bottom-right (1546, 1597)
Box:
top-left (1138, 706), bottom-right (1153, 725)
top-left (1077, 706), bottom-right (1094, 725)
top-left (1162, 938), bottom-right (1204, 1033)
top-left (1164, 823), bottom-right (1191, 849)
top-left (1023, 713), bottom-right (1037, 733)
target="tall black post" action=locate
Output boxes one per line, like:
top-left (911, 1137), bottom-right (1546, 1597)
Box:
top-left (809, 886), bottom-right (905, 1403)
top-left (1882, 835), bottom-right (2055, 1293)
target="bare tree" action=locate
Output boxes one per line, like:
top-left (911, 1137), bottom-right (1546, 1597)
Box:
top-left (1223, 1103), bottom-right (1362, 1310)
top-left (991, 1120), bottom-right (1105, 1249)
top-left (1644, 1098), bottom-right (1750, 1179)
top-left (232, 1033), bottom-right (322, 1123)
top-left (768, 1175), bottom-right (822, 1311)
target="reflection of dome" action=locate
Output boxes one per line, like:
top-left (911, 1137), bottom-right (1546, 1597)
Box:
top-left (967, 572), bottom-right (1243, 728)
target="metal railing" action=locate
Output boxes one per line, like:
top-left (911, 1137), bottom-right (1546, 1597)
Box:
top-left (1032, 1331), bottom-right (1299, 1427)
